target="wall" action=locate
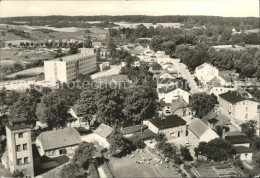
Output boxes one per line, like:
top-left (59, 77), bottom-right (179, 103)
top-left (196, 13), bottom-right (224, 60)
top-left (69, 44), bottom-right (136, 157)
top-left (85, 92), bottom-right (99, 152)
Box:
top-left (159, 125), bottom-right (187, 139)
top-left (233, 100), bottom-right (259, 121)
top-left (188, 130), bottom-right (199, 148)
top-left (93, 134), bottom-right (110, 148)
top-left (164, 89), bottom-right (190, 104)
top-left (239, 153), bottom-right (252, 162)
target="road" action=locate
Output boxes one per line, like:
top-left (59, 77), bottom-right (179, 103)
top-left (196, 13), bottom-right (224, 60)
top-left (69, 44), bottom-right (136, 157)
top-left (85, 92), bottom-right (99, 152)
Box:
top-left (170, 58), bottom-right (199, 93)
top-left (91, 65), bottom-right (122, 80)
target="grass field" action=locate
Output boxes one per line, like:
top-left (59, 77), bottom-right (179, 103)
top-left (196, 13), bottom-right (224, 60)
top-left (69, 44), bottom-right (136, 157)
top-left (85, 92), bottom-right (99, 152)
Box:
top-left (6, 66), bottom-right (44, 78)
top-left (108, 148), bottom-right (180, 178)
top-left (0, 49), bottom-right (56, 66)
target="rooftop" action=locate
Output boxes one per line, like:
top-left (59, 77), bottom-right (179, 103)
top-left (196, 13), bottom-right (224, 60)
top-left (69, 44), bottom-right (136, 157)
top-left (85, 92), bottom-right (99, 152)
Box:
top-left (149, 115), bottom-right (186, 130)
top-left (219, 91), bottom-right (245, 103)
top-left (122, 125), bottom-right (148, 135)
top-left (94, 123), bottom-right (113, 138)
top-left (188, 118), bottom-right (210, 138)
top-left (225, 135), bottom-right (250, 144)
top-left (234, 146), bottom-right (254, 154)
top-left (36, 127), bottom-right (82, 151)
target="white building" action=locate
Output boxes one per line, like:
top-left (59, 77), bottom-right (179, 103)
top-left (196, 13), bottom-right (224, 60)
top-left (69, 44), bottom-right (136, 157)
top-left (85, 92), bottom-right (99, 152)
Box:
top-left (44, 48), bottom-right (97, 82)
top-left (188, 118), bottom-right (219, 148)
top-left (92, 124), bottom-right (113, 148)
top-left (195, 63), bottom-right (219, 80)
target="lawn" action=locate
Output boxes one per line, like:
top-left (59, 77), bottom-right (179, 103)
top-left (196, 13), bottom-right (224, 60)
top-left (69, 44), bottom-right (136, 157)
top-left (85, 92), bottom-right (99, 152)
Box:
top-left (6, 66), bottom-right (44, 78)
top-left (108, 148), bottom-right (180, 178)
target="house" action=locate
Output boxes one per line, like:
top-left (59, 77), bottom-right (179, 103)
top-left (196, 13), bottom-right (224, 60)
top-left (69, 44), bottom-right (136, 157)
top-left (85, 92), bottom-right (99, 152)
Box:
top-left (195, 63), bottom-right (219, 80)
top-left (202, 111), bottom-right (231, 128)
top-left (93, 124), bottom-right (113, 148)
top-left (203, 76), bottom-right (228, 88)
top-left (36, 128), bottom-right (82, 157)
top-left (143, 114), bottom-right (187, 139)
top-left (188, 118), bottom-right (219, 148)
top-left (224, 131), bottom-right (253, 162)
top-left (208, 87), bottom-right (236, 98)
top-left (162, 97), bottom-right (192, 117)
top-left (218, 91), bottom-right (260, 122)
top-left (154, 71), bottom-right (176, 80)
top-left (92, 41), bottom-right (102, 48)
top-left (121, 125), bottom-right (156, 140)
top-left (164, 88), bottom-right (190, 104)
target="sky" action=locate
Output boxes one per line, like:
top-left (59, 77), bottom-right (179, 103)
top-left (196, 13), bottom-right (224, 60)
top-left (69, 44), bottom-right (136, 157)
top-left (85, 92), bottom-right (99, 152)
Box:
top-left (0, 0), bottom-right (259, 18)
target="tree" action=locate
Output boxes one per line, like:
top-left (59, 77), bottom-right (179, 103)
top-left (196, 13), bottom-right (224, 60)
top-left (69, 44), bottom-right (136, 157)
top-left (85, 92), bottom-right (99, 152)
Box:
top-left (240, 120), bottom-right (257, 140)
top-left (107, 37), bottom-right (116, 52)
top-left (150, 62), bottom-right (162, 71)
top-left (38, 92), bottom-right (70, 129)
top-left (72, 142), bottom-right (95, 169)
top-left (150, 35), bottom-right (163, 52)
top-left (69, 44), bottom-right (78, 54)
top-left (189, 93), bottom-right (217, 118)
top-left (84, 36), bottom-right (93, 48)
top-left (124, 85), bottom-right (157, 124)
top-left (107, 130), bottom-right (131, 157)
top-left (253, 152), bottom-right (260, 168)
top-left (161, 41), bottom-right (176, 56)
top-left (10, 94), bottom-right (38, 125)
top-left (13, 62), bottom-right (23, 71)
top-left (59, 163), bottom-right (87, 178)
top-left (215, 125), bottom-right (230, 137)
top-left (180, 146), bottom-right (193, 161)
top-left (156, 141), bottom-right (176, 159)
top-left (0, 88), bottom-right (6, 110)
top-left (252, 137), bottom-right (260, 151)
top-left (194, 142), bottom-right (208, 158)
top-left (199, 138), bottom-right (236, 161)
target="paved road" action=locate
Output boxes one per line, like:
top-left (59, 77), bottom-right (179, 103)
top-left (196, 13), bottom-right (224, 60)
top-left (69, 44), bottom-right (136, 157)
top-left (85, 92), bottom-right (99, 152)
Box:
top-left (91, 65), bottom-right (122, 80)
top-left (170, 59), bottom-right (199, 93)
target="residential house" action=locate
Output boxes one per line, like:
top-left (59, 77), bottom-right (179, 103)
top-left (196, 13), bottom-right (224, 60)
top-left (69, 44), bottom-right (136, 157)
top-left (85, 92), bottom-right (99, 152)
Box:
top-left (143, 114), bottom-right (187, 139)
top-left (36, 128), bottom-right (82, 157)
top-left (195, 63), bottom-right (219, 80)
top-left (121, 125), bottom-right (156, 140)
top-left (162, 97), bottom-right (192, 117)
top-left (93, 124), bottom-right (113, 148)
top-left (188, 118), bottom-right (219, 148)
top-left (201, 110), bottom-right (234, 131)
top-left (208, 87), bottom-right (236, 98)
top-left (218, 91), bottom-right (260, 122)
top-left (224, 131), bottom-right (253, 162)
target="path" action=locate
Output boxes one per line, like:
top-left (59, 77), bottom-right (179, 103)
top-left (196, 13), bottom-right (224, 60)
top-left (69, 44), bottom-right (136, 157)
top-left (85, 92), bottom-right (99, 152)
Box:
top-left (170, 59), bottom-right (199, 93)
top-left (98, 167), bottom-right (107, 178)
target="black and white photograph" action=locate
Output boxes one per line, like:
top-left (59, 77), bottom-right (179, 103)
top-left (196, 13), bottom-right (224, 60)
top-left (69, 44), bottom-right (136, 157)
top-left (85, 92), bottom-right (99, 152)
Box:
top-left (0, 0), bottom-right (259, 177)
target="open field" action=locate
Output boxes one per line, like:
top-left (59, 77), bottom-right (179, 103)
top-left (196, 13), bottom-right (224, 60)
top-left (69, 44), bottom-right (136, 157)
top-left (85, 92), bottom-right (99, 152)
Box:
top-left (109, 148), bottom-right (180, 178)
top-left (213, 45), bottom-right (246, 51)
top-left (7, 66), bottom-right (44, 78)
top-left (0, 24), bottom-right (108, 42)
top-left (0, 49), bottom-right (56, 66)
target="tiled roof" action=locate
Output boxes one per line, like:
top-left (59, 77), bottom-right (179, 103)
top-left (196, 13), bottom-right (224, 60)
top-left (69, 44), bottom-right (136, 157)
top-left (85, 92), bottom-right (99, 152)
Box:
top-left (158, 86), bottom-right (178, 94)
top-left (225, 135), bottom-right (250, 144)
top-left (171, 98), bottom-right (189, 113)
top-left (37, 128), bottom-right (82, 151)
top-left (94, 123), bottom-right (113, 138)
top-left (219, 91), bottom-right (245, 103)
top-left (188, 118), bottom-right (209, 138)
top-left (234, 146), bottom-right (254, 154)
top-left (134, 129), bottom-right (156, 140)
top-left (208, 118), bottom-right (218, 124)
top-left (149, 115), bottom-right (186, 130)
top-left (121, 125), bottom-right (148, 135)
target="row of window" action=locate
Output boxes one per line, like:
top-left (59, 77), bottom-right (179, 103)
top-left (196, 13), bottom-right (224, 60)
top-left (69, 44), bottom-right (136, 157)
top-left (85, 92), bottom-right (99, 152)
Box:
top-left (16, 143), bottom-right (28, 152)
top-left (17, 157), bottom-right (29, 165)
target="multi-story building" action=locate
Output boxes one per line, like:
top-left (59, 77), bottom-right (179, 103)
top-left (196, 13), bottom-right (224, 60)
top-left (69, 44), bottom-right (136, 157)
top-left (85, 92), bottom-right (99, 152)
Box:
top-left (44, 48), bottom-right (97, 82)
top-left (5, 117), bottom-right (34, 177)
top-left (219, 91), bottom-right (260, 122)
top-left (195, 63), bottom-right (219, 80)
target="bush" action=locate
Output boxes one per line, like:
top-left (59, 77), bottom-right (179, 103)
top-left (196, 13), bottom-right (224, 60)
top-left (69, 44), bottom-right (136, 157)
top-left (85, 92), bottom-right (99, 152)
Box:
top-left (12, 170), bottom-right (24, 177)
top-left (180, 146), bottom-right (193, 161)
top-left (88, 163), bottom-right (99, 178)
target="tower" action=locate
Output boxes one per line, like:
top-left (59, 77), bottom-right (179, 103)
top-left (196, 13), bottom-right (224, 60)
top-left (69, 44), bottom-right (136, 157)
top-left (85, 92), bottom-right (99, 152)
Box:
top-left (5, 117), bottom-right (34, 177)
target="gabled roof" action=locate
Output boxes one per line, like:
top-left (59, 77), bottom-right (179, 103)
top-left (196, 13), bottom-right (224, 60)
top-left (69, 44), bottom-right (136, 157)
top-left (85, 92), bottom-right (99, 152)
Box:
top-left (37, 128), bottom-right (82, 151)
top-left (202, 111), bottom-right (231, 127)
top-left (208, 118), bottom-right (218, 124)
top-left (219, 91), bottom-right (245, 103)
top-left (158, 86), bottom-right (178, 94)
top-left (171, 98), bottom-right (189, 113)
top-left (196, 63), bottom-right (215, 70)
top-left (188, 118), bottom-right (209, 138)
top-left (94, 123), bottom-right (113, 138)
top-left (149, 115), bottom-right (186, 130)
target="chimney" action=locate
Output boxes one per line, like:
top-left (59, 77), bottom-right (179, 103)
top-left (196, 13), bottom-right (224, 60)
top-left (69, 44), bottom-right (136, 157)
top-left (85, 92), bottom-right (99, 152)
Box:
top-left (257, 105), bottom-right (260, 136)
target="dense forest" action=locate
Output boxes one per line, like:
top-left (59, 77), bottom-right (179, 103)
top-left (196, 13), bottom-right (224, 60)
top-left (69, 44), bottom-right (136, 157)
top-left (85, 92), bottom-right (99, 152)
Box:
top-left (0, 15), bottom-right (259, 29)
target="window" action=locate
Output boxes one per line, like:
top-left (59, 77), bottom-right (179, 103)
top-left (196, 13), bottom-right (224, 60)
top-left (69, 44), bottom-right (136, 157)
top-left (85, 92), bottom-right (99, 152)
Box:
top-left (24, 157), bottom-right (29, 164)
top-left (17, 158), bottom-right (22, 165)
top-left (18, 133), bottom-right (23, 138)
top-left (16, 145), bottom-right (21, 152)
top-left (246, 107), bottom-right (248, 112)
top-left (23, 144), bottom-right (28, 150)
top-left (245, 114), bottom-right (248, 120)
